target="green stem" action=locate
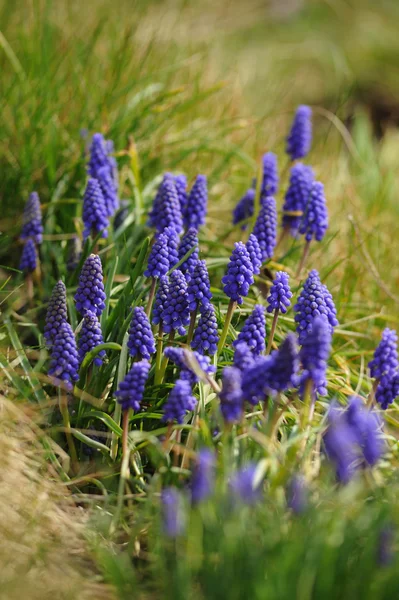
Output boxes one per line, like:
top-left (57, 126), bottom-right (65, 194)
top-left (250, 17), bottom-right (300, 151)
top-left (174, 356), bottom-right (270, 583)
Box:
top-left (186, 306), bottom-right (198, 346)
top-left (58, 389), bottom-right (78, 471)
top-left (156, 330), bottom-right (175, 385)
top-left (266, 309), bottom-right (279, 355)
top-left (145, 277), bottom-right (157, 317)
top-left (217, 299), bottom-right (237, 356)
top-left (122, 408), bottom-right (130, 465)
top-left (296, 240), bottom-right (311, 279)
top-left (154, 324), bottom-right (164, 385)
top-left (367, 379), bottom-right (379, 408)
top-left (111, 333), bottom-right (129, 460)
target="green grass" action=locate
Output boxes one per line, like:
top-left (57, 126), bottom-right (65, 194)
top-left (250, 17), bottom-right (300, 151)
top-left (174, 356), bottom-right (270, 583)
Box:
top-left (2, 1), bottom-right (399, 598)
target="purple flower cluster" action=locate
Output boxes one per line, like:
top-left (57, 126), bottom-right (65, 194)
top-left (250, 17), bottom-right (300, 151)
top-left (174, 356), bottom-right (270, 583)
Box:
top-left (164, 347), bottom-right (215, 385)
top-left (245, 233), bottom-right (262, 275)
top-left (261, 152), bottom-right (279, 197)
top-left (82, 178), bottom-right (109, 240)
top-left (220, 367), bottom-right (243, 423)
top-left (44, 281), bottom-right (68, 347)
top-left (232, 188), bottom-right (255, 230)
top-left (233, 342), bottom-right (255, 372)
top-left (187, 260), bottom-right (212, 311)
top-left (282, 163), bottom-right (314, 235)
top-left (97, 166), bottom-right (119, 217)
top-left (266, 271), bottom-right (292, 314)
top-left (162, 487), bottom-right (185, 538)
top-left (252, 196), bottom-right (277, 261)
top-left (190, 448), bottom-right (215, 504)
top-left (127, 307), bottom-right (156, 359)
top-left (222, 242), bottom-right (254, 305)
top-left (161, 270), bottom-right (190, 335)
top-left (115, 359), bottom-right (151, 412)
top-left (299, 316), bottom-right (331, 396)
top-left (178, 228), bottom-right (199, 280)
top-left (375, 374), bottom-right (399, 410)
top-left (299, 181), bottom-right (328, 242)
top-left (74, 254), bottom-right (106, 317)
top-left (145, 232), bottom-right (172, 278)
top-left (286, 105), bottom-right (312, 161)
top-left (48, 322), bottom-right (79, 391)
top-left (163, 378), bottom-right (197, 423)
top-left (294, 270), bottom-right (337, 343)
top-left (191, 305), bottom-right (219, 355)
top-left (174, 174), bottom-right (188, 214)
top-left (19, 239), bottom-right (37, 273)
top-left (78, 310), bottom-right (105, 366)
top-left (230, 463), bottom-right (262, 505)
top-left (152, 276), bottom-right (169, 326)
top-left (20, 192), bottom-right (43, 244)
top-left (369, 328), bottom-right (398, 381)
top-left (233, 305), bottom-right (266, 356)
top-left (156, 173), bottom-right (183, 234)
top-left (184, 175), bottom-right (208, 230)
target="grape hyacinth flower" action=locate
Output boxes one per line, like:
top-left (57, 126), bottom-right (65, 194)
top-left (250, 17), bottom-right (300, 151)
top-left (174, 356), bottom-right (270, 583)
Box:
top-left (184, 175), bottom-right (208, 230)
top-left (190, 448), bottom-right (216, 505)
top-left (245, 233), bottom-right (262, 275)
top-left (261, 152), bottom-right (279, 197)
top-left (163, 378), bottom-right (197, 424)
top-left (66, 236), bottom-right (82, 272)
top-left (44, 280), bottom-right (68, 347)
top-left (174, 174), bottom-right (188, 215)
top-left (20, 192), bottom-right (43, 244)
top-left (78, 310), bottom-right (105, 366)
top-left (266, 271), bottom-right (292, 353)
top-left (144, 232), bottom-right (172, 279)
top-left (299, 316), bottom-right (331, 397)
top-left (156, 173), bottom-right (183, 234)
top-left (375, 373), bottom-right (399, 410)
top-left (287, 475), bottom-right (308, 514)
top-left (369, 328), bottom-right (398, 382)
top-left (286, 105), bottom-right (312, 161)
top-left (115, 359), bottom-right (151, 412)
top-left (82, 178), bottom-right (109, 240)
top-left (191, 305), bottom-right (219, 356)
top-left (19, 239), bottom-right (37, 273)
top-left (252, 196), bottom-right (277, 262)
top-left (230, 463), bottom-right (262, 505)
top-left (296, 180), bottom-right (328, 276)
top-left (294, 270), bottom-right (333, 344)
top-left (233, 342), bottom-right (255, 372)
top-left (323, 403), bottom-right (359, 484)
top-left (48, 322), bottom-right (79, 391)
top-left (232, 188), bottom-right (255, 230)
top-left (345, 396), bottom-right (385, 465)
top-left (74, 254), bottom-right (106, 317)
top-left (219, 367), bottom-right (243, 424)
top-left (127, 307), bottom-right (156, 359)
top-left (321, 282), bottom-right (339, 330)
top-left (282, 163), bottom-right (314, 236)
top-left (178, 228), bottom-right (199, 280)
top-left (88, 133), bottom-right (109, 178)
top-left (162, 487), bottom-right (186, 538)
top-left (164, 347), bottom-right (215, 386)
top-left (233, 305), bottom-right (266, 356)
top-left (97, 166), bottom-right (119, 217)
top-left (161, 270), bottom-right (190, 335)
top-left (221, 242), bottom-right (254, 306)
top-left (163, 226), bottom-right (180, 269)
top-left (152, 276), bottom-right (169, 326)
top-left (187, 259), bottom-right (212, 311)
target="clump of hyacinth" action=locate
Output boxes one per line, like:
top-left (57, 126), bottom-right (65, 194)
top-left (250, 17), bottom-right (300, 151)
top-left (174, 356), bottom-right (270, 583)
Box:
top-left (232, 188), bottom-right (255, 230)
top-left (115, 359), bottom-right (151, 412)
top-left (162, 487), bottom-right (185, 538)
top-left (127, 307), bottom-right (156, 359)
top-left (245, 233), bottom-right (262, 275)
top-left (48, 322), bottom-right (79, 391)
top-left (222, 242), bottom-right (254, 305)
top-left (230, 463), bottom-right (262, 505)
top-left (191, 448), bottom-right (215, 505)
top-left (174, 174), bottom-right (187, 214)
top-left (375, 374), bottom-right (399, 410)
top-left (156, 173), bottom-right (183, 234)
top-left (164, 347), bottom-right (215, 386)
top-left (82, 178), bottom-right (109, 239)
top-left (298, 181), bottom-right (328, 242)
top-left (152, 276), bottom-right (169, 326)
top-left (233, 305), bottom-right (266, 356)
top-left (299, 316), bottom-right (331, 396)
top-left (97, 166), bottom-right (119, 217)
top-left (163, 378), bottom-right (197, 423)
top-left (163, 226), bottom-right (179, 269)
top-left (219, 367), bottom-right (243, 423)
top-left (261, 152), bottom-right (279, 197)
top-left (144, 232), bottom-right (172, 279)
top-left (178, 228), bottom-right (199, 280)
top-left (184, 175), bottom-right (208, 230)
top-left (286, 105), bottom-right (312, 161)
top-left (233, 342), bottom-right (255, 372)
top-left (44, 281), bottom-right (67, 347)
top-left (88, 133), bottom-right (109, 178)
top-left (192, 305), bottom-right (219, 355)
top-left (187, 259), bottom-right (212, 311)
top-left (19, 240), bottom-right (37, 273)
top-left (161, 270), bottom-right (190, 335)
top-left (78, 310), bottom-right (105, 366)
top-left (252, 196), bottom-right (277, 261)
top-left (294, 270), bottom-right (334, 344)
top-left (282, 163), bottom-right (314, 235)
top-left (66, 236), bottom-right (81, 272)
top-left (20, 192), bottom-right (43, 244)
top-left (74, 254), bottom-right (106, 317)
top-left (369, 328), bottom-right (398, 382)
top-left (267, 271), bottom-right (292, 314)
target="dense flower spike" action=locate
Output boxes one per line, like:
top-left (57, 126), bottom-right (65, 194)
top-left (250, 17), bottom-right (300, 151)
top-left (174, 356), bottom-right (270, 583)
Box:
top-left (375, 373), bottom-right (399, 410)
top-left (233, 342), bottom-right (255, 372)
top-left (82, 178), bottom-right (109, 239)
top-left (187, 259), bottom-right (212, 311)
top-left (369, 328), bottom-right (398, 381)
top-left (232, 188), bottom-right (255, 230)
top-left (163, 378), bottom-right (197, 423)
top-left (282, 163), bottom-right (314, 235)
top-left (48, 322), bottom-right (79, 391)
top-left (286, 105), bottom-right (312, 161)
top-left (321, 283), bottom-right (339, 330)
top-left (115, 359), bottom-right (151, 412)
top-left (144, 232), bottom-right (171, 278)
top-left (74, 254), bottom-right (106, 317)
top-left (323, 404), bottom-right (359, 483)
top-left (184, 175), bottom-right (208, 230)
top-left (230, 463), bottom-right (262, 505)
top-left (174, 174), bottom-right (188, 214)
top-left (219, 367), bottom-right (243, 423)
top-left (162, 487), bottom-right (185, 538)
top-left (266, 271), bottom-right (292, 314)
top-left (191, 305), bottom-right (219, 355)
top-left (178, 228), bottom-right (199, 279)
top-left (222, 242), bottom-right (254, 305)
top-left (44, 281), bottom-right (68, 347)
top-left (20, 192), bottom-right (43, 244)
top-left (163, 226), bottom-right (179, 269)
top-left (191, 448), bottom-right (215, 504)
top-left (245, 233), bottom-right (262, 275)
top-left (233, 305), bottom-right (266, 356)
top-left (164, 347), bottom-right (215, 385)
top-left (161, 270), bottom-right (190, 335)
top-left (66, 236), bottom-right (81, 272)
top-left (88, 133), bottom-right (109, 178)
top-left (127, 307), bottom-right (156, 359)
top-left (152, 276), bottom-right (169, 326)
top-left (147, 178), bottom-right (163, 229)
top-left (261, 152), bottom-right (279, 197)
top-left (156, 173), bottom-right (183, 234)
top-left (105, 139), bottom-right (118, 190)
top-left (97, 166), bottom-right (119, 217)
top-left (19, 239), bottom-right (37, 273)
top-left (299, 181), bottom-right (328, 242)
top-left (78, 310), bottom-right (105, 366)
top-left (300, 316), bottom-right (331, 396)
top-left (252, 196), bottom-right (277, 261)
top-left (345, 396), bottom-right (385, 466)
top-left (294, 270), bottom-right (332, 343)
